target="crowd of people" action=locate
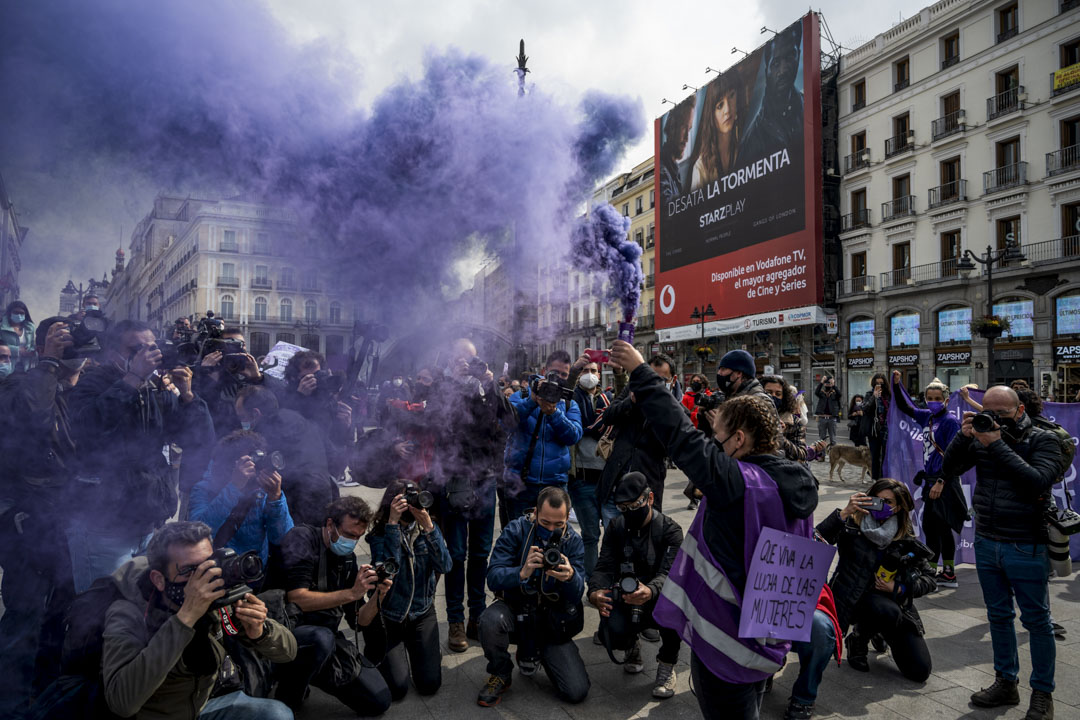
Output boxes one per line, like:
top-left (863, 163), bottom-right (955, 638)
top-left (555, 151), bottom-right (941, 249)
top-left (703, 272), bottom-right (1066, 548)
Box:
top-left (0, 298), bottom-right (1074, 720)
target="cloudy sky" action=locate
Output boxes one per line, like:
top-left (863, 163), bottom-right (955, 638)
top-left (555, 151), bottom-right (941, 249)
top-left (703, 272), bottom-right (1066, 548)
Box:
top-left (10, 0), bottom-right (924, 316)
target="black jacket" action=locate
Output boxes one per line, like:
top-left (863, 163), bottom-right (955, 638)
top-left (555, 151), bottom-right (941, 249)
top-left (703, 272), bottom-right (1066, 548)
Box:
top-left (816, 509), bottom-right (936, 634)
top-left (589, 509), bottom-right (683, 602)
top-left (423, 374), bottom-right (504, 481)
top-left (598, 388), bottom-right (667, 505)
top-left (814, 384), bottom-right (842, 417)
top-left (942, 412), bottom-right (1062, 544)
top-left (629, 364), bottom-right (818, 594)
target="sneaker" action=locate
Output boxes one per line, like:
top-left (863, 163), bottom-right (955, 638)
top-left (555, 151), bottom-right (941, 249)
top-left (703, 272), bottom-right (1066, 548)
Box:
top-left (448, 622), bottom-right (468, 653)
top-left (937, 568), bottom-right (958, 588)
top-left (687, 499), bottom-right (699, 511)
top-left (477, 674), bottom-right (511, 707)
top-left (338, 478), bottom-right (361, 487)
top-left (970, 676), bottom-right (1020, 707)
top-left (466, 617), bottom-right (479, 641)
top-left (1052, 622), bottom-right (1067, 639)
top-left (652, 661), bottom-right (677, 699)
top-left (624, 642), bottom-right (644, 674)
top-left (1025, 689), bottom-right (1054, 720)
top-left (640, 627), bottom-right (660, 643)
top-left (516, 650), bottom-right (538, 677)
top-left (845, 630), bottom-right (869, 672)
top-left (870, 633), bottom-right (887, 653)
top-left (784, 699), bottom-right (815, 720)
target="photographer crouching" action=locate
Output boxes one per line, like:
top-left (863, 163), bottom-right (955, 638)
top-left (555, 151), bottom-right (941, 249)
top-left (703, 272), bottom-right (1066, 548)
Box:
top-left (588, 472), bottom-right (684, 700)
top-left (475, 486), bottom-right (589, 707)
top-left (607, 340), bottom-right (817, 720)
top-left (943, 385), bottom-right (1063, 720)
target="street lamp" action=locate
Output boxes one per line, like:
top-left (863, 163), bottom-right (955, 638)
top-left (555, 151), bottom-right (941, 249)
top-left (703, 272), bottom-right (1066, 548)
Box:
top-left (294, 318), bottom-right (321, 348)
top-left (690, 303), bottom-right (717, 373)
top-left (957, 240), bottom-right (1026, 386)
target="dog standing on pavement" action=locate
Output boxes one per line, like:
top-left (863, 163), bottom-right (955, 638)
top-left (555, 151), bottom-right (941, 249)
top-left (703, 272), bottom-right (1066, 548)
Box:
top-left (828, 444), bottom-right (872, 483)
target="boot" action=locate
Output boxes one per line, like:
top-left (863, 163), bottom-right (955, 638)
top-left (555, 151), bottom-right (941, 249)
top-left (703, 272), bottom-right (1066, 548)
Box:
top-left (845, 630), bottom-right (869, 672)
top-left (1024, 690), bottom-right (1053, 720)
top-left (970, 676), bottom-right (1020, 707)
top-left (448, 622), bottom-right (468, 653)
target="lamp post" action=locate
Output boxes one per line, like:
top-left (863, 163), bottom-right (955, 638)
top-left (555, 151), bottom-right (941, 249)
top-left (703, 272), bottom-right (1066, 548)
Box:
top-left (956, 240), bottom-right (1026, 386)
top-left (294, 318), bottom-right (322, 350)
top-left (690, 303), bottom-right (717, 374)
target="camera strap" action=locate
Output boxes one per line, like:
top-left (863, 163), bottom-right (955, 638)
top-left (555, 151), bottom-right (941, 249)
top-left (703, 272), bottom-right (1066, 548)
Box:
top-left (217, 606), bottom-right (240, 637)
top-left (520, 416), bottom-right (544, 481)
top-left (213, 490), bottom-right (261, 549)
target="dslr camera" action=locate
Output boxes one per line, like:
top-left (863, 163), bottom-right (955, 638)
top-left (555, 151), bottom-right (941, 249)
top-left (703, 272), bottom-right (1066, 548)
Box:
top-left (466, 355), bottom-right (489, 380)
top-left (541, 527), bottom-right (565, 571)
top-left (695, 391), bottom-right (724, 412)
top-left (610, 558), bottom-right (643, 624)
top-left (531, 371), bottom-right (573, 404)
top-left (64, 310), bottom-right (109, 358)
top-left (374, 558), bottom-right (399, 583)
top-left (209, 547), bottom-right (264, 609)
top-left (312, 369), bottom-right (344, 397)
top-left (402, 481), bottom-right (434, 510)
top-left (971, 411), bottom-right (1000, 434)
top-left (252, 449), bottom-right (285, 475)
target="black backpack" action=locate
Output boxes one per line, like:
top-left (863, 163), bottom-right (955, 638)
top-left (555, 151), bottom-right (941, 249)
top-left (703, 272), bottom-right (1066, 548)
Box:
top-left (1031, 415), bottom-right (1077, 479)
top-left (24, 576), bottom-right (126, 720)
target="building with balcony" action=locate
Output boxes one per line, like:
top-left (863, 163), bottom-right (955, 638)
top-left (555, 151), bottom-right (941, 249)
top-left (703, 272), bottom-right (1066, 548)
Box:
top-left (835, 0), bottom-right (1080, 401)
top-left (104, 193), bottom-right (356, 365)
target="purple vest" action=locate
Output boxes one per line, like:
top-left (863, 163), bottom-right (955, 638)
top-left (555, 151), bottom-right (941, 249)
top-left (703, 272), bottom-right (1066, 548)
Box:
top-left (653, 460), bottom-right (812, 684)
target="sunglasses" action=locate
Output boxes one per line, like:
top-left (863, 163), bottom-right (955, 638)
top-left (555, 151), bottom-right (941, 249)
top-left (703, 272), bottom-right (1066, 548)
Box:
top-left (616, 493), bottom-right (649, 513)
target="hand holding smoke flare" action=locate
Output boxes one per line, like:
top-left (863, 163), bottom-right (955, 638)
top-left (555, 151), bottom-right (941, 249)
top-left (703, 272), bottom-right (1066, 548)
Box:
top-left (570, 203), bottom-right (643, 341)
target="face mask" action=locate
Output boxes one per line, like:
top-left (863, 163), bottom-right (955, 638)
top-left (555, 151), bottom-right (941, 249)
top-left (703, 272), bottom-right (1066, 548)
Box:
top-left (771, 395), bottom-right (783, 411)
top-left (578, 373), bottom-right (599, 390)
top-left (328, 525), bottom-right (358, 556)
top-left (0, 361), bottom-right (11, 378)
top-left (869, 505), bottom-right (895, 522)
top-left (997, 412), bottom-right (1020, 438)
top-left (85, 305), bottom-right (100, 312)
top-left (715, 435), bottom-right (733, 457)
top-left (690, 381), bottom-right (703, 393)
top-left (392, 378), bottom-right (402, 387)
top-left (717, 372), bottom-right (736, 395)
top-left (534, 524), bottom-right (553, 543)
top-left (623, 504), bottom-right (650, 529)
top-left (926, 401), bottom-right (944, 414)
top-left (240, 421), bottom-right (252, 431)
top-left (163, 579), bottom-right (187, 609)
top-left (10, 313), bottom-right (25, 324)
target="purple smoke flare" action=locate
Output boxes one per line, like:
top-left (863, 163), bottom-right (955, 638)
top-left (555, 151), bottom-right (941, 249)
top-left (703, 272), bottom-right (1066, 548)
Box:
top-left (570, 203), bottom-right (642, 322)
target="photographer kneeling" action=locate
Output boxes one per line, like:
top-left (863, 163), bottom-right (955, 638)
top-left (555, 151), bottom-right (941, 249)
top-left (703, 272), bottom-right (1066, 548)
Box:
top-left (607, 340), bottom-right (817, 720)
top-left (476, 486), bottom-right (589, 707)
top-left (588, 472), bottom-right (684, 700)
top-left (363, 480), bottom-right (452, 700)
top-left (816, 480), bottom-right (936, 682)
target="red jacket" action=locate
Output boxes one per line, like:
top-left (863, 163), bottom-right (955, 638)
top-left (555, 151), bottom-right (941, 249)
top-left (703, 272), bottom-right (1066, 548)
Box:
top-left (817, 584), bottom-right (842, 663)
top-left (681, 390), bottom-right (711, 428)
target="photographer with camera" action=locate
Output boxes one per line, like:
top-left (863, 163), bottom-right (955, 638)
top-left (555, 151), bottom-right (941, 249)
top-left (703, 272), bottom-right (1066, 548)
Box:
top-left (570, 355), bottom-right (611, 580)
top-left (816, 480), bottom-right (935, 685)
top-left (188, 430), bottom-right (293, 568)
top-left (476, 486), bottom-right (589, 707)
top-left (943, 385), bottom-right (1063, 719)
top-left (503, 350), bottom-right (583, 521)
top-left (283, 350), bottom-right (354, 481)
top-left (597, 353), bottom-right (676, 524)
top-left (195, 327), bottom-right (277, 438)
top-left (362, 480), bottom-right (452, 700)
top-left (100, 521), bottom-right (296, 719)
top-left (588, 472), bottom-right (683, 699)
top-left (0, 318), bottom-right (85, 714)
top-left (66, 319), bottom-right (215, 593)
top-left (608, 340), bottom-right (817, 720)
top-left (276, 496), bottom-right (393, 715)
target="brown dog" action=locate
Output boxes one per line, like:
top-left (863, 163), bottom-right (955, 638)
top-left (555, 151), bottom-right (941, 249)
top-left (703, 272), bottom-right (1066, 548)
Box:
top-left (828, 444), bottom-right (871, 483)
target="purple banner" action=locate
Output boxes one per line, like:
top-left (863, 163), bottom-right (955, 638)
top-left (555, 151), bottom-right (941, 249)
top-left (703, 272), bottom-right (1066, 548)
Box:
top-left (884, 388), bottom-right (1080, 563)
top-left (738, 527), bottom-right (835, 642)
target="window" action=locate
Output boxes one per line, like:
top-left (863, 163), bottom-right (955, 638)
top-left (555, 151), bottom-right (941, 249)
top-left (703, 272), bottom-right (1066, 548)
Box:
top-left (994, 297), bottom-right (1034, 338)
top-left (893, 242), bottom-right (911, 283)
top-left (254, 265), bottom-right (269, 286)
top-left (254, 232), bottom-right (270, 255)
top-left (649, 189), bottom-right (655, 209)
top-left (940, 156), bottom-right (961, 191)
top-left (301, 269), bottom-right (318, 291)
top-left (1063, 115), bottom-right (1079, 149)
top-left (851, 189), bottom-right (867, 212)
top-left (646, 223), bottom-right (655, 247)
top-left (997, 3), bottom-right (1018, 43)
top-left (221, 230), bottom-right (237, 252)
top-left (934, 91), bottom-right (963, 140)
top-left (894, 57), bottom-right (910, 92)
top-left (305, 299), bottom-right (318, 322)
top-left (302, 334), bottom-right (320, 351)
top-left (221, 262), bottom-right (235, 279)
top-left (325, 335), bottom-right (344, 358)
top-left (941, 31), bottom-right (960, 69)
top-left (847, 131), bottom-right (868, 171)
top-left (329, 302), bottom-right (342, 324)
top-left (634, 229), bottom-right (643, 247)
top-left (852, 79), bottom-right (866, 110)
top-left (250, 332), bottom-right (270, 358)
top-left (892, 174), bottom-right (910, 200)
top-left (887, 114), bottom-right (911, 157)
top-left (279, 267), bottom-right (295, 289)
top-left (1064, 203), bottom-right (1080, 257)
top-left (276, 332), bottom-right (295, 345)
top-left (847, 188), bottom-right (869, 229)
top-left (220, 295), bottom-right (235, 320)
top-left (886, 175), bottom-right (912, 219)
top-left (990, 66), bottom-right (1020, 120)
top-left (622, 203), bottom-right (629, 216)
top-left (996, 136), bottom-right (1020, 168)
top-left (997, 216), bottom-right (1021, 266)
top-left (280, 298), bottom-right (293, 322)
top-left (1056, 292), bottom-right (1080, 336)
top-left (996, 66), bottom-right (1019, 95)
top-left (254, 296), bottom-right (268, 321)
top-left (941, 230), bottom-right (962, 275)
top-left (851, 251), bottom-right (867, 279)
top-left (635, 197), bottom-right (643, 215)
top-left (890, 312), bottom-right (919, 347)
top-left (937, 305), bottom-right (971, 343)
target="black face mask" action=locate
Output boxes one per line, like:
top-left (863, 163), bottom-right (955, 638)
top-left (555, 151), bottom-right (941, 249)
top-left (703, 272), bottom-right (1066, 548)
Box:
top-left (997, 413), bottom-right (1020, 440)
top-left (717, 373), bottom-right (736, 395)
top-left (163, 579), bottom-right (187, 609)
top-left (623, 504), bottom-right (650, 530)
top-left (690, 381), bottom-right (703, 393)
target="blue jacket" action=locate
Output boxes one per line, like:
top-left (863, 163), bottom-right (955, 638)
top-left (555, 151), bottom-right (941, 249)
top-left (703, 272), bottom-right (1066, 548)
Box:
top-left (367, 523), bottom-right (452, 623)
top-left (188, 478), bottom-right (294, 565)
top-left (504, 384), bottom-right (583, 486)
top-left (487, 515), bottom-right (585, 608)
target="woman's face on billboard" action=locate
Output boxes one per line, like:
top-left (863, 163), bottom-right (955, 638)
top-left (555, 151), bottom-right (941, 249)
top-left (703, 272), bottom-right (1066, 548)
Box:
top-left (714, 90), bottom-right (737, 134)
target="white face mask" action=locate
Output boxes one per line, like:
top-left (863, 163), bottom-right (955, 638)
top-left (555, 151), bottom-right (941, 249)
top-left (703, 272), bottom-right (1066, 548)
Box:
top-left (392, 378), bottom-right (403, 387)
top-left (578, 373), bottom-right (599, 390)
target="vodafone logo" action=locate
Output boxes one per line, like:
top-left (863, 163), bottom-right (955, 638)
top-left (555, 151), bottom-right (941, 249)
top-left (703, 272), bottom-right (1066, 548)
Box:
top-left (659, 285), bottom-right (676, 314)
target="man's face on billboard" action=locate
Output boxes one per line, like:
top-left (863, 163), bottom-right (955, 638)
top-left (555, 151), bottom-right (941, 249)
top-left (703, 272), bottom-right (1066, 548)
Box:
top-left (770, 40), bottom-right (799, 88)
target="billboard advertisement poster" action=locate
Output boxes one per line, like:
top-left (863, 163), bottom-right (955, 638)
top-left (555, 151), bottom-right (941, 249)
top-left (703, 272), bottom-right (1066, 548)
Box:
top-left (937, 307), bottom-right (971, 344)
top-left (992, 299), bottom-right (1033, 339)
top-left (890, 313), bottom-right (919, 347)
top-left (849, 319), bottom-right (874, 351)
top-left (653, 14), bottom-right (822, 329)
top-left (1058, 295), bottom-right (1080, 335)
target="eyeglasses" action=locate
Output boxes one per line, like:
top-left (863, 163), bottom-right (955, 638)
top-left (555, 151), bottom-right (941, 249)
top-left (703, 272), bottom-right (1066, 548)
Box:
top-left (616, 493), bottom-right (649, 513)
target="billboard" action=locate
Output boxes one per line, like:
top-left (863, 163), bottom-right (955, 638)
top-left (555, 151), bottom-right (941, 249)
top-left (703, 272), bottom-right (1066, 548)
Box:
top-left (992, 299), bottom-right (1033, 339)
top-left (890, 313), bottom-right (919, 346)
top-left (937, 307), bottom-right (971, 343)
top-left (849, 319), bottom-right (874, 351)
top-left (653, 14), bottom-right (822, 330)
top-left (1059, 295), bottom-right (1080, 335)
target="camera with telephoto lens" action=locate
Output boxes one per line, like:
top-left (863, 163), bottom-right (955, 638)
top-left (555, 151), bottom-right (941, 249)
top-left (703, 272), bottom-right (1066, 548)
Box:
top-left (531, 371), bottom-right (574, 404)
top-left (375, 558), bottom-right (399, 583)
top-left (541, 527), bottom-right (565, 571)
top-left (402, 481), bottom-right (434, 509)
top-left (312, 369), bottom-right (344, 397)
top-left (208, 547), bottom-right (264, 609)
top-left (64, 310), bottom-right (109, 358)
top-left (252, 449), bottom-right (285, 475)
top-left (466, 356), bottom-right (489, 380)
top-left (695, 391), bottom-right (724, 411)
top-left (610, 555), bottom-right (644, 623)
top-left (971, 411), bottom-right (1000, 434)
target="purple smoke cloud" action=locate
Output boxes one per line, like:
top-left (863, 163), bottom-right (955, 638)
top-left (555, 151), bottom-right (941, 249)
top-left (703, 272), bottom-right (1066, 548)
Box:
top-left (570, 203), bottom-right (642, 321)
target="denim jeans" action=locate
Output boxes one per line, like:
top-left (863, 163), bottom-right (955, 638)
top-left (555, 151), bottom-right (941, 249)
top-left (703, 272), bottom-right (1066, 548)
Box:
top-left (440, 483), bottom-right (496, 624)
top-left (65, 523), bottom-right (153, 593)
top-left (199, 691), bottom-right (293, 719)
top-left (789, 609), bottom-right (837, 705)
top-left (600, 496), bottom-right (619, 529)
top-left (568, 470), bottom-right (601, 580)
top-left (974, 535), bottom-right (1055, 693)
top-left (362, 605), bottom-right (442, 700)
top-left (816, 416), bottom-right (837, 446)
